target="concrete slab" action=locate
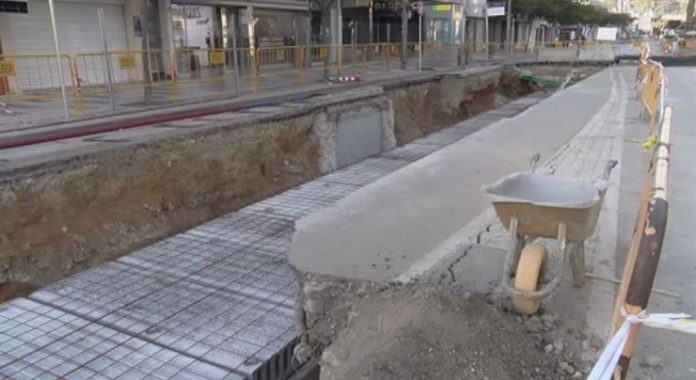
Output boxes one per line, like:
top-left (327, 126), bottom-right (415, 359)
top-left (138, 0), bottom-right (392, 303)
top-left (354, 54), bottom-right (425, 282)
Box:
top-left (0, 298), bottom-right (245, 379)
top-left (288, 68), bottom-right (615, 282)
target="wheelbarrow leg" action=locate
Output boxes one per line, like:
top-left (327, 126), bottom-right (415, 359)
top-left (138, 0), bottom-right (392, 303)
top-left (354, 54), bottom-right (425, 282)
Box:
top-left (568, 242), bottom-right (586, 287)
top-left (508, 217), bottom-right (525, 275)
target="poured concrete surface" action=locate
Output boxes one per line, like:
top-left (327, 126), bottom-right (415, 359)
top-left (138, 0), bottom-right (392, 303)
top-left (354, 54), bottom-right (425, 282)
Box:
top-left (288, 68), bottom-right (614, 282)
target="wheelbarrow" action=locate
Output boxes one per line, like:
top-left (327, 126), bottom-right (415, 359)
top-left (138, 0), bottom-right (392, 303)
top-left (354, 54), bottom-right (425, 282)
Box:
top-left (482, 158), bottom-right (618, 314)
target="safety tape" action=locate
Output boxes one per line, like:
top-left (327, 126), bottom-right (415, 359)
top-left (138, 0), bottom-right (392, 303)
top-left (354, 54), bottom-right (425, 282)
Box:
top-left (587, 308), bottom-right (696, 380)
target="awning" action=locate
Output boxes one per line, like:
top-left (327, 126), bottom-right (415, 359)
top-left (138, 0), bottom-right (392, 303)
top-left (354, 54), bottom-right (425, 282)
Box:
top-left (0, 0), bottom-right (27, 13)
top-left (170, 0), bottom-right (309, 11)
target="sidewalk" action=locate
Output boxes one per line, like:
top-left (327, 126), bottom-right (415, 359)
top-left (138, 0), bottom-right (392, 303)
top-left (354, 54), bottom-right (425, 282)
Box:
top-left (288, 65), bottom-right (695, 378)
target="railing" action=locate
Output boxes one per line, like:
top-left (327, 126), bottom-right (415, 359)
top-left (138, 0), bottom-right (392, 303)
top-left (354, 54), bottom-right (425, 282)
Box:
top-left (0, 41), bottom-right (652, 123)
top-left (0, 54), bottom-right (73, 99)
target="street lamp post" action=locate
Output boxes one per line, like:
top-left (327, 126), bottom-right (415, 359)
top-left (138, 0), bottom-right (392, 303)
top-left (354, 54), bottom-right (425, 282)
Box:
top-left (506, 0), bottom-right (512, 55)
top-left (47, 0), bottom-right (69, 121)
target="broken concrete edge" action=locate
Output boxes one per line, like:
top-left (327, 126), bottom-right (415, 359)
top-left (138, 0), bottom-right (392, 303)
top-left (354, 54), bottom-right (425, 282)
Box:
top-left (0, 86), bottom-right (384, 178)
top-left (313, 96), bottom-right (396, 173)
top-left (291, 267), bottom-right (405, 362)
top-left (0, 66), bottom-right (500, 177)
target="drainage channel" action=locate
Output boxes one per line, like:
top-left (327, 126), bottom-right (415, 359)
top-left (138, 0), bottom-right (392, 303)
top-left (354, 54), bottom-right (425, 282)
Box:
top-left (0, 92), bottom-right (547, 380)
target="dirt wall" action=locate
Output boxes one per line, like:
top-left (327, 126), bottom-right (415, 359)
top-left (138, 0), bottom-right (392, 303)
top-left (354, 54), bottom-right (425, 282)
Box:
top-left (388, 67), bottom-right (534, 145)
top-left (0, 117), bottom-right (321, 297)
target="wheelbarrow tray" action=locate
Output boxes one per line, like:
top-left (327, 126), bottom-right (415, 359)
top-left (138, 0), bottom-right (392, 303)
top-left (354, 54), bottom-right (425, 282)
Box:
top-left (483, 172), bottom-right (608, 242)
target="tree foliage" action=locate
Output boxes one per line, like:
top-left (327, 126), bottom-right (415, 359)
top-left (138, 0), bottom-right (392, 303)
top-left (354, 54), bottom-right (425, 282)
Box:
top-left (512, 0), bottom-right (632, 26)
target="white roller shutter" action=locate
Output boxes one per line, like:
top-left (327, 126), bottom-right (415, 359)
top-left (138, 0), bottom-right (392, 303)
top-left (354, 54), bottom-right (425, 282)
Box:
top-left (9, 0), bottom-right (127, 90)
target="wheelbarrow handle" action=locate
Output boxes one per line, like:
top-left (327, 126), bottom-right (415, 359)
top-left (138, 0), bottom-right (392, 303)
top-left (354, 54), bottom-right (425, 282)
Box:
top-left (602, 159), bottom-right (619, 180)
top-left (529, 153), bottom-right (541, 172)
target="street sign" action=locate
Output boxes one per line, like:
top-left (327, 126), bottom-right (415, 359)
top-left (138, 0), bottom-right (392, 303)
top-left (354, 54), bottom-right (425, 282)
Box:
top-left (0, 61), bottom-right (16, 77)
top-left (487, 6), bottom-right (505, 16)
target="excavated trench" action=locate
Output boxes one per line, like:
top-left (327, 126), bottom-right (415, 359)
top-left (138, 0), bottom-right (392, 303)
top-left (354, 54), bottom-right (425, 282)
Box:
top-left (0, 64), bottom-right (593, 302)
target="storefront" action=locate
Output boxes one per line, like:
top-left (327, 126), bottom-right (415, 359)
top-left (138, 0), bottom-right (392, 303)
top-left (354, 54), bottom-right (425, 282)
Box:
top-left (0, 0), bottom-right (130, 90)
top-left (170, 0), bottom-right (309, 50)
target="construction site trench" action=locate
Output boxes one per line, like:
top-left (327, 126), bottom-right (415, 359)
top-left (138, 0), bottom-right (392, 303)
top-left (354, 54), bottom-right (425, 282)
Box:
top-left (0, 64), bottom-right (600, 303)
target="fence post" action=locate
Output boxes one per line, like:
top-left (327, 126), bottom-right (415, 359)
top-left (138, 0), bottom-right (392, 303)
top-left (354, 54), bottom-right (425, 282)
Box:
top-left (351, 22), bottom-right (357, 70)
top-left (230, 14), bottom-right (241, 96)
top-left (47, 0), bottom-right (70, 120)
top-left (70, 56), bottom-right (85, 116)
top-left (386, 23), bottom-right (391, 71)
top-left (305, 8), bottom-right (311, 82)
top-left (98, 8), bottom-right (116, 111)
top-left (400, 4), bottom-right (408, 70)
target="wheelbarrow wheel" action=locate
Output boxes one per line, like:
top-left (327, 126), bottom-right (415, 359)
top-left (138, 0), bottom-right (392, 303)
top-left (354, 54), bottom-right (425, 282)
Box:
top-left (513, 243), bottom-right (548, 315)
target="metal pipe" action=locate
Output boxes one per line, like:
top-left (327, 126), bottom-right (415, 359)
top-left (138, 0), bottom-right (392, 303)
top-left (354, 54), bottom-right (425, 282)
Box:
top-left (230, 12), bottom-right (241, 95)
top-left (401, 2), bottom-right (408, 69)
top-left (306, 0), bottom-right (311, 73)
top-left (47, 0), bottom-right (70, 121)
top-left (368, 1), bottom-right (374, 44)
top-left (337, 0), bottom-right (343, 76)
top-left (98, 8), bottom-right (117, 111)
top-left (351, 21), bottom-right (357, 68)
top-left (418, 11), bottom-right (422, 71)
top-left (484, 7), bottom-right (489, 61)
top-left (506, 0), bottom-right (512, 55)
top-left (460, 0), bottom-right (467, 66)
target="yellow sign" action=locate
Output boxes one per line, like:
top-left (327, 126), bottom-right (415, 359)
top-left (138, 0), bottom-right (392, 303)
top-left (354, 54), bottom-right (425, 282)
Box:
top-left (275, 50), bottom-right (285, 61)
top-left (0, 61), bottom-right (16, 77)
top-left (319, 47), bottom-right (328, 58)
top-left (433, 4), bottom-right (452, 11)
top-left (118, 55), bottom-right (136, 69)
top-left (210, 51), bottom-right (225, 65)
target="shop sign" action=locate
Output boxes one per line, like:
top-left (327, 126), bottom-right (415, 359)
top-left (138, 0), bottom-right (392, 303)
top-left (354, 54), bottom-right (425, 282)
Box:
top-left (487, 6), bottom-right (505, 16)
top-left (210, 51), bottom-right (225, 65)
top-left (118, 55), bottom-right (136, 69)
top-left (171, 6), bottom-right (202, 19)
top-left (432, 4), bottom-right (452, 12)
top-left (0, 61), bottom-right (16, 77)
top-left (372, 0), bottom-right (401, 13)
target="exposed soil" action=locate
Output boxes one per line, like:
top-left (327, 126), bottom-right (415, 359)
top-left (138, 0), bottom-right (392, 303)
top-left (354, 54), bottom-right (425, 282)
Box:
top-left (0, 116), bottom-right (320, 302)
top-left (320, 286), bottom-right (591, 380)
top-left (389, 68), bottom-right (538, 145)
top-left (0, 282), bottom-right (38, 304)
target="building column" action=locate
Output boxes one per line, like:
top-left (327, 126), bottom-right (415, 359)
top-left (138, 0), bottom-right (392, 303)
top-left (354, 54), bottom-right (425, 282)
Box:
top-left (157, 0), bottom-right (175, 75)
top-left (329, 0), bottom-right (342, 70)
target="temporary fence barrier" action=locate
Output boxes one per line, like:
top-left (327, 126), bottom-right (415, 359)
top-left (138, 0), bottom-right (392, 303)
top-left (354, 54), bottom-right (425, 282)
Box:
top-left (591, 106), bottom-right (682, 380)
top-left (0, 40), bottom-right (667, 124)
top-left (0, 54), bottom-right (73, 98)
